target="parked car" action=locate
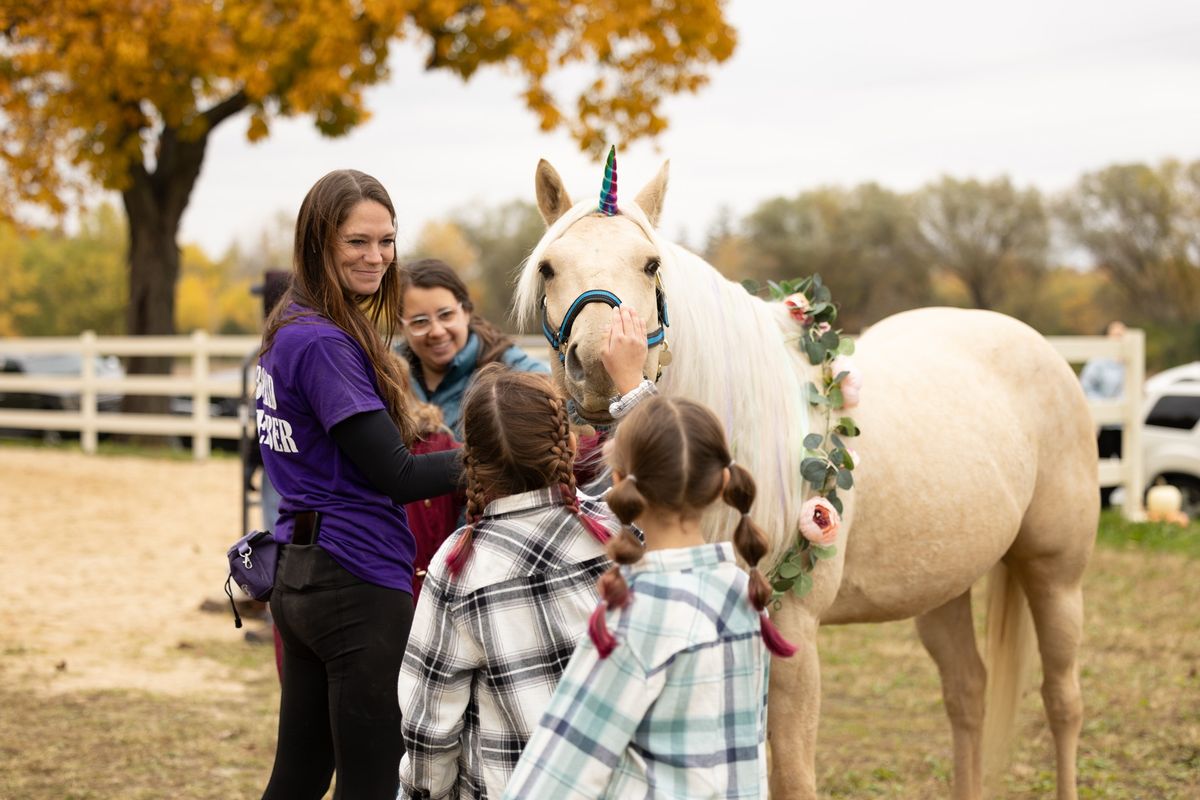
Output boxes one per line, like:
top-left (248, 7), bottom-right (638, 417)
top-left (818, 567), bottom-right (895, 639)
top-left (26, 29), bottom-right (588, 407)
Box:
top-left (169, 363), bottom-right (253, 452)
top-left (1140, 363), bottom-right (1200, 517)
top-left (1145, 361), bottom-right (1200, 394)
top-left (0, 352), bottom-right (125, 411)
top-left (0, 352), bottom-right (125, 442)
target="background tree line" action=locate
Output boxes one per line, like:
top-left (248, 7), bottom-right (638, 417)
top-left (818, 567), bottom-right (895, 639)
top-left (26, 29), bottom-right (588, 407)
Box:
top-left (3, 157), bottom-right (1197, 371)
top-left (705, 158), bottom-right (1199, 370)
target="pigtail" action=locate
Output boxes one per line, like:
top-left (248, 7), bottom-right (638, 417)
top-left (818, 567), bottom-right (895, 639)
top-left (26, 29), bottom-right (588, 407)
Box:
top-left (588, 477), bottom-right (647, 657)
top-left (443, 524), bottom-right (476, 578)
top-left (548, 395), bottom-right (611, 545)
top-left (445, 450), bottom-right (487, 577)
top-left (725, 462), bottom-right (797, 658)
top-left (587, 605), bottom-right (618, 657)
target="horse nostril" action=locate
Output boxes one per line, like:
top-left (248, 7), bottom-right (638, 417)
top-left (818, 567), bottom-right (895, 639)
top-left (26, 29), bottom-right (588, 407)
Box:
top-left (565, 342), bottom-right (587, 383)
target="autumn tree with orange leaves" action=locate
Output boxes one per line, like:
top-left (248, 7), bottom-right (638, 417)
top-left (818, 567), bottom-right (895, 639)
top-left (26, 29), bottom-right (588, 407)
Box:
top-left (0, 0), bottom-right (735, 359)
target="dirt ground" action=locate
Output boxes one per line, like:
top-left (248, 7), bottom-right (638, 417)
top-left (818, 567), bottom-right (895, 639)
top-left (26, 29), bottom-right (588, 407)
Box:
top-left (1, 445), bottom-right (1197, 799)
top-left (0, 446), bottom-right (258, 697)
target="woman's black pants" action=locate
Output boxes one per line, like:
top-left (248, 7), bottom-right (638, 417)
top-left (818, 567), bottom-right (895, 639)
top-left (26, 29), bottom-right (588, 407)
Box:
top-left (262, 544), bottom-right (414, 800)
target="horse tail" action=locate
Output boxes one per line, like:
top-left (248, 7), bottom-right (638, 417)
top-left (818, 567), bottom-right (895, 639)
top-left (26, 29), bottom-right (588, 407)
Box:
top-left (981, 560), bottom-right (1038, 793)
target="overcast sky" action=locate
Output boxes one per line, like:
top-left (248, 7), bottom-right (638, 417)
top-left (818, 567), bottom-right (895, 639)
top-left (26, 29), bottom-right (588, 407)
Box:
top-left (176, 0), bottom-right (1200, 259)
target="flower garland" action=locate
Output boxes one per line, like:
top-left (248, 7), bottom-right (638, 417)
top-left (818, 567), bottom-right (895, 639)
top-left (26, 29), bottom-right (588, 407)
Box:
top-left (758, 274), bottom-right (861, 605)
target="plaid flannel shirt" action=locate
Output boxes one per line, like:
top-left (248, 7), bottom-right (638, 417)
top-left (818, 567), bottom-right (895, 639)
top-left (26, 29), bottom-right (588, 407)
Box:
top-left (503, 542), bottom-right (771, 799)
top-left (398, 485), bottom-right (618, 800)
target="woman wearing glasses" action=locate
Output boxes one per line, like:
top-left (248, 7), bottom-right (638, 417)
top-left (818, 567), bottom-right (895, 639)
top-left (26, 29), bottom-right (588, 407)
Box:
top-left (398, 258), bottom-right (549, 434)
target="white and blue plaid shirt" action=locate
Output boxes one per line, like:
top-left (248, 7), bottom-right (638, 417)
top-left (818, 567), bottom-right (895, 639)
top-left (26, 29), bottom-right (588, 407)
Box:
top-left (503, 542), bottom-right (771, 799)
top-left (398, 485), bottom-right (618, 800)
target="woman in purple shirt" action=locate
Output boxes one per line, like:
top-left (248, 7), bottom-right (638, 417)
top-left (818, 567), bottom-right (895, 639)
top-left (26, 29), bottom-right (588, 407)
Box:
top-left (257, 169), bottom-right (459, 800)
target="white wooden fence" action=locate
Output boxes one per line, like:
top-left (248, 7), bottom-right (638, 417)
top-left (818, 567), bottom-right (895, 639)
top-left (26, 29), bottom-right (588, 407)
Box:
top-left (0, 329), bottom-right (1147, 517)
top-left (0, 331), bottom-right (259, 459)
top-left (1049, 328), bottom-right (1146, 519)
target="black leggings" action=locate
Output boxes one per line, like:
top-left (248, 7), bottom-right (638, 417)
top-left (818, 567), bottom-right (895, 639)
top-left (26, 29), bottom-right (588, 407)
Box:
top-left (262, 545), bottom-right (415, 800)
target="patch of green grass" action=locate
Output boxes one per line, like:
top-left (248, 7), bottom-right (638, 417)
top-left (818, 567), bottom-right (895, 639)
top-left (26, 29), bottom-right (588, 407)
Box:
top-left (178, 637), bottom-right (279, 675)
top-left (817, 546), bottom-right (1200, 799)
top-left (0, 683), bottom-right (280, 800)
top-left (1097, 509), bottom-right (1200, 558)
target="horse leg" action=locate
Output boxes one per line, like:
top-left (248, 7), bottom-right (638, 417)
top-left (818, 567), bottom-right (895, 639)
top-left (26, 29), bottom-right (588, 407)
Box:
top-left (1010, 555), bottom-right (1086, 800)
top-left (915, 591), bottom-right (986, 800)
top-left (767, 608), bottom-right (821, 800)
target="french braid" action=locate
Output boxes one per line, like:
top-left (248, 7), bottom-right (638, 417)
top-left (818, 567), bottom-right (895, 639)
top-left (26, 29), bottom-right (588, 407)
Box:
top-left (445, 449), bottom-right (487, 576)
top-left (547, 392), bottom-right (611, 545)
top-left (442, 364), bottom-right (609, 578)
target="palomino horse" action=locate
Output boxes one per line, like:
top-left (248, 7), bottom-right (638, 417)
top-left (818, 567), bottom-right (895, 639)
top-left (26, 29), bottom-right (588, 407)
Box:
top-left (513, 156), bottom-right (1098, 800)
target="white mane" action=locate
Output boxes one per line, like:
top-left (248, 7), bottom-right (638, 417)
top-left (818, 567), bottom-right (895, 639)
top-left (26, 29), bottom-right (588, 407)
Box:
top-left (514, 200), bottom-right (813, 567)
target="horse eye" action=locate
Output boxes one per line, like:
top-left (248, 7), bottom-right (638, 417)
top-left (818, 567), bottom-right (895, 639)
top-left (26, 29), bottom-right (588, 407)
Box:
top-left (538, 260), bottom-right (555, 280)
top-left (644, 257), bottom-right (660, 276)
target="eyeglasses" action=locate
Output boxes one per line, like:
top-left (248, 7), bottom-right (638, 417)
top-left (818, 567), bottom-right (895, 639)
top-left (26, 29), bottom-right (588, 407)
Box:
top-left (402, 303), bottom-right (465, 337)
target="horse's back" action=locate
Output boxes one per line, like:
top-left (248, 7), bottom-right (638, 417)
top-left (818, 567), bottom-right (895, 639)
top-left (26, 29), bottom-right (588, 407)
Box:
top-left (858, 307), bottom-right (1090, 428)
top-left (824, 307), bottom-right (1096, 624)
top-left (862, 307), bottom-right (1064, 366)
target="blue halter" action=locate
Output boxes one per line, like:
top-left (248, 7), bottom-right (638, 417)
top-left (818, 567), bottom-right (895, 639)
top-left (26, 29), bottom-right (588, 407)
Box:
top-left (540, 278), bottom-right (670, 363)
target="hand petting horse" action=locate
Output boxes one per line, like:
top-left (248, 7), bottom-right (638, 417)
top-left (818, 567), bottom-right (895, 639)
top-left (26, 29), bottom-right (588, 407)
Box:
top-left (514, 150), bottom-right (1097, 800)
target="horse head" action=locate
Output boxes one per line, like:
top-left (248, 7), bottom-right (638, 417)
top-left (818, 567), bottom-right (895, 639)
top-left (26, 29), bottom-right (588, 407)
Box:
top-left (515, 153), bottom-right (815, 568)
top-left (514, 153), bottom-right (673, 425)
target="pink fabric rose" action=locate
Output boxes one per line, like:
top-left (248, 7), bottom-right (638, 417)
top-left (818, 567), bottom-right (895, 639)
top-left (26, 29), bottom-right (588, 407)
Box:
top-left (784, 292), bottom-right (812, 325)
top-left (831, 355), bottom-right (862, 409)
top-left (799, 497), bottom-right (840, 546)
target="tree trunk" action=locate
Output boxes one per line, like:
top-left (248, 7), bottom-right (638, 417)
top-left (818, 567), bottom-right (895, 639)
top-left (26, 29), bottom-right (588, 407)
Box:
top-left (120, 152), bottom-right (199, 414)
top-left (118, 93), bottom-right (247, 416)
top-left (122, 175), bottom-right (180, 409)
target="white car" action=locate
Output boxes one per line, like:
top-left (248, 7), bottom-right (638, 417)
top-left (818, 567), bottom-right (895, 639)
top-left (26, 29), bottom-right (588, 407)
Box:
top-left (1141, 362), bottom-right (1200, 517)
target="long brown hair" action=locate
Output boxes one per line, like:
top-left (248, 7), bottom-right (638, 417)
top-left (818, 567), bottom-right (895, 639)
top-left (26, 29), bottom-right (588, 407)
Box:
top-left (398, 258), bottom-right (515, 368)
top-left (590, 396), bottom-right (796, 658)
top-left (443, 364), bottom-right (610, 576)
top-left (261, 169), bottom-right (416, 443)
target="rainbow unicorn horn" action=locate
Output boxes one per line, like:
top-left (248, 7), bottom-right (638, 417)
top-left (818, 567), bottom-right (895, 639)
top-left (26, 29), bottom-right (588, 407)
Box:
top-left (598, 146), bottom-right (618, 216)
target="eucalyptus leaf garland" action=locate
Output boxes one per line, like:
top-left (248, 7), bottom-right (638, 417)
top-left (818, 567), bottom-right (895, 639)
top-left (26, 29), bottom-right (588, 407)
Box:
top-left (748, 274), bottom-right (860, 606)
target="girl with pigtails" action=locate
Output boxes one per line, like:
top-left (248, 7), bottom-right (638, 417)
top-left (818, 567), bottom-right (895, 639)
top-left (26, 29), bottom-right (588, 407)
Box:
top-left (397, 307), bottom-right (651, 800)
top-left (503, 395), bottom-right (795, 800)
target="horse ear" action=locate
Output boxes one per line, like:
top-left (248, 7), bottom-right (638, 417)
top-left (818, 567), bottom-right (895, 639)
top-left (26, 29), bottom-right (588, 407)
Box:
top-left (536, 159), bottom-right (573, 226)
top-left (634, 160), bottom-right (670, 227)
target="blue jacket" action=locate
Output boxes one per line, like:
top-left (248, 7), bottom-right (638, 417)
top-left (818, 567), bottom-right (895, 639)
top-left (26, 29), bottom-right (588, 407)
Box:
top-left (406, 332), bottom-right (550, 434)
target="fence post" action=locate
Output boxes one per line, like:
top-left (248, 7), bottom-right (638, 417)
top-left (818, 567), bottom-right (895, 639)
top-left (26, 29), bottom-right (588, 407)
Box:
top-left (80, 330), bottom-right (98, 454)
top-left (1120, 328), bottom-right (1145, 520)
top-left (192, 330), bottom-right (211, 460)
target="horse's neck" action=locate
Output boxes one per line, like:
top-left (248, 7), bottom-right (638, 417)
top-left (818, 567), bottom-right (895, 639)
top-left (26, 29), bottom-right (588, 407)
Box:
top-left (658, 245), bottom-right (814, 561)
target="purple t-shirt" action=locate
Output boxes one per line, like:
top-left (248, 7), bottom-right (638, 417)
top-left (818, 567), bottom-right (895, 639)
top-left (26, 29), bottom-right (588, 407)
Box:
top-left (256, 306), bottom-right (415, 592)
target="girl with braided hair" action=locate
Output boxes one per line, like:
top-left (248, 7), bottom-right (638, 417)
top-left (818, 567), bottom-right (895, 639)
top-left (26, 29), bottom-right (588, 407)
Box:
top-left (398, 359), bottom-right (637, 800)
top-left (504, 395), bottom-right (795, 800)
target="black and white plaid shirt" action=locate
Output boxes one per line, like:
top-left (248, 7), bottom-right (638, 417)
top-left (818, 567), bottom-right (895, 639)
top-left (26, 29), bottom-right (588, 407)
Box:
top-left (398, 485), bottom-right (618, 800)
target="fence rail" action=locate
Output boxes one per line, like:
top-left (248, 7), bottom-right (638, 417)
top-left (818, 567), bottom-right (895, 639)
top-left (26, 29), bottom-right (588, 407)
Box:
top-left (1056, 330), bottom-right (1145, 520)
top-left (0, 329), bottom-right (1145, 517)
top-left (0, 331), bottom-right (259, 459)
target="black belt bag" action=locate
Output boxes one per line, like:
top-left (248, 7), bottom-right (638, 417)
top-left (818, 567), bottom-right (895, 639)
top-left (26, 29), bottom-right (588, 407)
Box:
top-left (276, 512), bottom-right (357, 592)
